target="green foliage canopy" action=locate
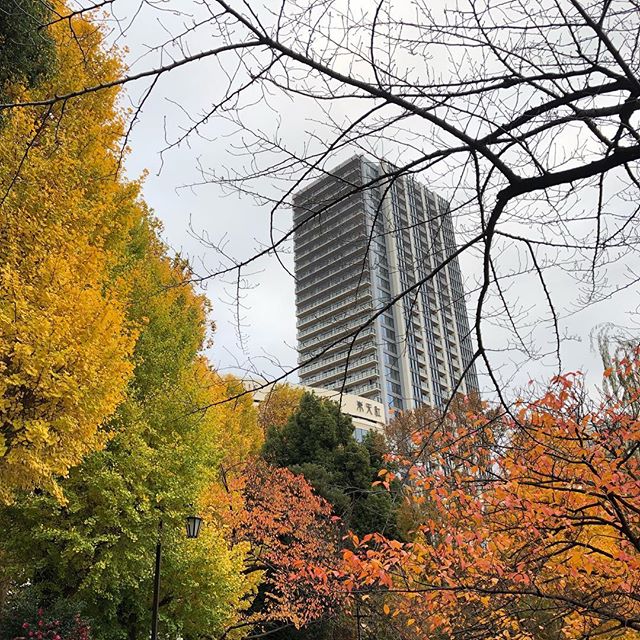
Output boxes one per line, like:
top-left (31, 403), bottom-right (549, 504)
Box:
top-left (262, 392), bottom-right (400, 539)
top-left (0, 0), bottom-right (55, 101)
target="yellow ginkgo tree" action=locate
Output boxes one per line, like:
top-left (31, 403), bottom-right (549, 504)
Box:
top-left (0, 5), bottom-right (142, 501)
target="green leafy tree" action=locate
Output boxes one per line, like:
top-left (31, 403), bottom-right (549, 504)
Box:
top-left (0, 204), bottom-right (251, 640)
top-left (0, 0), bottom-right (55, 102)
top-left (262, 394), bottom-right (405, 640)
top-left (0, 5), bottom-right (258, 640)
top-left (263, 392), bottom-right (399, 539)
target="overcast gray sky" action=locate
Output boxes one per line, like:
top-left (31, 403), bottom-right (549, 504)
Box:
top-left (103, 0), bottom-right (640, 401)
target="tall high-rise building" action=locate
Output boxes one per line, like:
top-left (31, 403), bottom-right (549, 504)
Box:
top-left (293, 155), bottom-right (478, 418)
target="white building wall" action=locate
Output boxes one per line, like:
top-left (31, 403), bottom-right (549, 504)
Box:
top-left (250, 382), bottom-right (386, 440)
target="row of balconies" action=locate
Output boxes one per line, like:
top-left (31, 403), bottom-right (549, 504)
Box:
top-left (304, 364), bottom-right (379, 389)
top-left (297, 304), bottom-right (372, 340)
top-left (299, 342), bottom-right (376, 376)
top-left (295, 219), bottom-right (365, 262)
top-left (301, 353), bottom-right (379, 385)
top-left (296, 247), bottom-right (367, 290)
top-left (296, 259), bottom-right (369, 297)
top-left (346, 381), bottom-right (382, 396)
top-left (296, 272), bottom-right (371, 306)
top-left (294, 198), bottom-right (363, 246)
top-left (297, 297), bottom-right (371, 330)
top-left (293, 163), bottom-right (362, 212)
top-left (301, 327), bottom-right (375, 360)
top-left (299, 314), bottom-right (376, 350)
top-left (297, 281), bottom-right (372, 316)
top-left (295, 207), bottom-right (362, 248)
top-left (296, 240), bottom-right (366, 278)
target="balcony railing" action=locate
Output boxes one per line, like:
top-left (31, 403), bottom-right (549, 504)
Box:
top-left (300, 353), bottom-right (378, 384)
top-left (297, 305), bottom-right (372, 340)
top-left (299, 316), bottom-right (375, 350)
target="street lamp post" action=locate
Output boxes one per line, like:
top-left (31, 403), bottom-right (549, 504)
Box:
top-left (150, 514), bottom-right (202, 640)
top-left (185, 515), bottom-right (203, 539)
top-left (150, 520), bottom-right (163, 640)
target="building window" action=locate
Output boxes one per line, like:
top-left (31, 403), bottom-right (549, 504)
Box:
top-left (354, 427), bottom-right (368, 442)
top-left (385, 366), bottom-right (400, 381)
top-left (387, 381), bottom-right (402, 395)
top-left (385, 342), bottom-right (398, 354)
top-left (382, 314), bottom-right (395, 328)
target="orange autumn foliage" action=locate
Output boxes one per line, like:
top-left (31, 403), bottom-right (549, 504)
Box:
top-left (204, 460), bottom-right (343, 632)
top-left (338, 356), bottom-right (640, 640)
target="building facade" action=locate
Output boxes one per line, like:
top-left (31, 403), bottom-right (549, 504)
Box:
top-left (250, 382), bottom-right (386, 441)
top-left (293, 155), bottom-right (478, 418)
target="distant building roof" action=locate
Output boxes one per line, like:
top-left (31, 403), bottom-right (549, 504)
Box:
top-left (246, 380), bottom-right (386, 435)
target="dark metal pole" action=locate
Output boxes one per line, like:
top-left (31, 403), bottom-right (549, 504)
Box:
top-left (151, 519), bottom-right (163, 640)
top-left (355, 595), bottom-right (362, 640)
